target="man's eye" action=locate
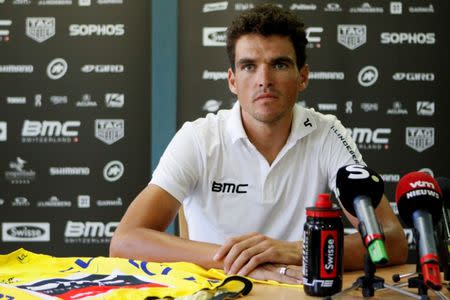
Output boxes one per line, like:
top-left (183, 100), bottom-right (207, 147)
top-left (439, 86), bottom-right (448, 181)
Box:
top-left (242, 64), bottom-right (255, 71)
top-left (274, 63), bottom-right (287, 70)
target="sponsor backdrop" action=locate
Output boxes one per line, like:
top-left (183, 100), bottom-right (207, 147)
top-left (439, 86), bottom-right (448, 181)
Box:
top-left (0, 0), bottom-right (151, 256)
top-left (178, 1), bottom-right (449, 259)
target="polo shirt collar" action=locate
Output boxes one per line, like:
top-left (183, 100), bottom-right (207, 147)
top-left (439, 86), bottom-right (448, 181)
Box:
top-left (226, 101), bottom-right (318, 144)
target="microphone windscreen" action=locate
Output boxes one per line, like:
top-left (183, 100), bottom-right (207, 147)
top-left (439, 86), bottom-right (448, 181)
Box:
top-left (395, 171), bottom-right (442, 227)
top-left (335, 164), bottom-right (384, 217)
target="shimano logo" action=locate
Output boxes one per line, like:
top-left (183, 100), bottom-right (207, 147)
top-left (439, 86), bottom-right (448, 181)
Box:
top-left (202, 70), bottom-right (227, 80)
top-left (0, 65), bottom-right (33, 73)
top-left (49, 167), bottom-right (90, 176)
top-left (69, 24), bottom-right (125, 36)
top-left (309, 72), bottom-right (344, 80)
top-left (392, 72), bottom-right (434, 81)
top-left (211, 180), bottom-right (248, 193)
top-left (380, 32), bottom-right (435, 44)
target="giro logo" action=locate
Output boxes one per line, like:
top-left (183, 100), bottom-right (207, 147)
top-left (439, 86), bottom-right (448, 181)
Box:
top-left (103, 160), bottom-right (124, 182)
top-left (392, 72), bottom-right (434, 82)
top-left (380, 32), bottom-right (435, 44)
top-left (2, 222), bottom-right (50, 242)
top-left (202, 27), bottom-right (227, 46)
top-left (47, 58), bottom-right (68, 80)
top-left (81, 64), bottom-right (124, 73)
top-left (69, 24), bottom-right (125, 36)
top-left (358, 66), bottom-right (378, 87)
top-left (211, 180), bottom-right (248, 194)
top-left (337, 25), bottom-right (366, 50)
top-left (26, 17), bottom-right (55, 43)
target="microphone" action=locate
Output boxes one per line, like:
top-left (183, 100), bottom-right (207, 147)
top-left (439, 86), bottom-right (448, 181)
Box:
top-left (436, 177), bottom-right (450, 280)
top-left (335, 164), bottom-right (389, 265)
top-left (395, 172), bottom-right (443, 290)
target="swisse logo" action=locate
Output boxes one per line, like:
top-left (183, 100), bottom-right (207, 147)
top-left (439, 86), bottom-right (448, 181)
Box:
top-left (203, 1), bottom-right (228, 13)
top-left (81, 64), bottom-right (124, 73)
top-left (211, 180), bottom-right (248, 194)
top-left (380, 32), bottom-right (435, 45)
top-left (69, 24), bottom-right (125, 36)
top-left (320, 231), bottom-right (338, 278)
top-left (2, 222), bottom-right (50, 242)
top-left (64, 221), bottom-right (118, 244)
top-left (392, 72), bottom-right (434, 82)
top-left (203, 27), bottom-right (227, 46)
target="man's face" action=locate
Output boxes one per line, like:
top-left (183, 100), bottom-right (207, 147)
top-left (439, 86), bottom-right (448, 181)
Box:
top-left (228, 34), bottom-right (308, 125)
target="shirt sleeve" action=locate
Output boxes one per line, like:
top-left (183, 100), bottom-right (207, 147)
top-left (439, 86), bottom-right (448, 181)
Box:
top-left (320, 117), bottom-right (365, 192)
top-left (150, 122), bottom-right (202, 203)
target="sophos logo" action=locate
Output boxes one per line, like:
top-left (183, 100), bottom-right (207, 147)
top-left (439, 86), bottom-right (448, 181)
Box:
top-left (211, 180), bottom-right (248, 194)
top-left (380, 32), bottom-right (435, 44)
top-left (69, 24), bottom-right (125, 36)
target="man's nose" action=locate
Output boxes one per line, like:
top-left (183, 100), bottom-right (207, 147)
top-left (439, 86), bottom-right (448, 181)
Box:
top-left (257, 65), bottom-right (273, 88)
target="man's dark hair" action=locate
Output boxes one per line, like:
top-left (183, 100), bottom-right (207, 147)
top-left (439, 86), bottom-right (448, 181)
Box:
top-left (226, 4), bottom-right (308, 71)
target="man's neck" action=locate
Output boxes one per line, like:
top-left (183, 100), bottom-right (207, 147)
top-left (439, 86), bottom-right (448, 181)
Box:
top-left (242, 112), bottom-right (293, 166)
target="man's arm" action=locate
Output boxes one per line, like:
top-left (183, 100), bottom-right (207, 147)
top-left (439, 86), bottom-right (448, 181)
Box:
top-left (110, 184), bottom-right (223, 269)
top-left (342, 194), bottom-right (408, 270)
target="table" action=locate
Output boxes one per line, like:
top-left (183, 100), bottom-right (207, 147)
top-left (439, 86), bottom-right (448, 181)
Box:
top-left (246, 265), bottom-right (450, 299)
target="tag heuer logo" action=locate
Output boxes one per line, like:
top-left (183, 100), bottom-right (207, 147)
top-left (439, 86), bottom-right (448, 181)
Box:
top-left (406, 127), bottom-right (434, 152)
top-left (26, 17), bottom-right (55, 43)
top-left (95, 119), bottom-right (124, 145)
top-left (337, 25), bottom-right (366, 50)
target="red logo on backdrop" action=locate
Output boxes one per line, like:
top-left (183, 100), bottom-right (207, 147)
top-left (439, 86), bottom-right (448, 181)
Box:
top-left (320, 230), bottom-right (338, 278)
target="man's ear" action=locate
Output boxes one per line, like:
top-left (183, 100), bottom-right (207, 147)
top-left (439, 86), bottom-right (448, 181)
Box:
top-left (228, 68), bottom-right (237, 95)
top-left (298, 64), bottom-right (309, 91)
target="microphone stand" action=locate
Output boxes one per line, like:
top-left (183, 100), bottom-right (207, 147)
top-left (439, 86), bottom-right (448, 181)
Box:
top-left (327, 251), bottom-right (428, 300)
top-left (391, 229), bottom-right (449, 300)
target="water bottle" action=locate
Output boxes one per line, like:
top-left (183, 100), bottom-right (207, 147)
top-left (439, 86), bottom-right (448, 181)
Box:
top-left (303, 193), bottom-right (343, 296)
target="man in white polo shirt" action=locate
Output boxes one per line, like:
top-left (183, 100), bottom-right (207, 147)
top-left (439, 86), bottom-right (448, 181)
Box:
top-left (110, 4), bottom-right (407, 282)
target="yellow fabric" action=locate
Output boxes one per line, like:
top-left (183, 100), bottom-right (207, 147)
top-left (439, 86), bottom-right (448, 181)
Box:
top-left (0, 248), bottom-right (252, 300)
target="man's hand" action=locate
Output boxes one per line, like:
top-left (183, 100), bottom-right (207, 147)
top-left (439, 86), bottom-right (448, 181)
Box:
top-left (247, 264), bottom-right (302, 284)
top-left (213, 232), bottom-right (301, 276)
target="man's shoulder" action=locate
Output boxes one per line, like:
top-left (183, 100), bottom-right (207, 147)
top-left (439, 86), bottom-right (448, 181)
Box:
top-left (295, 104), bottom-right (340, 132)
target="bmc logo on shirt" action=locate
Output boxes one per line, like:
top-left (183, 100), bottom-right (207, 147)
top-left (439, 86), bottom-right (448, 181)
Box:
top-left (211, 181), bottom-right (248, 194)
